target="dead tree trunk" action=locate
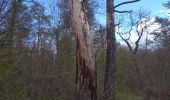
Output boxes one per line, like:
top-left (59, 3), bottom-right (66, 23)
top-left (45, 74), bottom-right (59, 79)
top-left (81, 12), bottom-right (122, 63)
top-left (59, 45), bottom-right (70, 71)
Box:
top-left (68, 0), bottom-right (97, 100)
top-left (104, 0), bottom-right (116, 100)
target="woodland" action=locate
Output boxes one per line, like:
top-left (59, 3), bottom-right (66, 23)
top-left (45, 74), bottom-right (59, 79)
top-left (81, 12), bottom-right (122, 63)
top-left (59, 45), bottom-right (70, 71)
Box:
top-left (0, 0), bottom-right (170, 100)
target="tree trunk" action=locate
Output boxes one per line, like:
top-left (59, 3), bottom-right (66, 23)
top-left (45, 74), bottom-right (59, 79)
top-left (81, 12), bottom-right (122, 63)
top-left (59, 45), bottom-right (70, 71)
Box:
top-left (68, 0), bottom-right (97, 100)
top-left (104, 0), bottom-right (116, 100)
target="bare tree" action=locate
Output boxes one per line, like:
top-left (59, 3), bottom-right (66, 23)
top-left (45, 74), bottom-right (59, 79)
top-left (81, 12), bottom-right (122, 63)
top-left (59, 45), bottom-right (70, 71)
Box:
top-left (116, 9), bottom-right (154, 98)
top-left (116, 10), bottom-right (152, 54)
top-left (68, 0), bottom-right (97, 100)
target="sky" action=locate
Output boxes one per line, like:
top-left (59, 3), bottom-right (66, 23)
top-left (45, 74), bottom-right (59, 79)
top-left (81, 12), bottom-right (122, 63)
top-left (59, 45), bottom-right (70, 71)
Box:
top-left (96, 0), bottom-right (169, 25)
top-left (95, 0), bottom-right (170, 45)
top-left (41, 0), bottom-right (169, 25)
top-left (40, 0), bottom-right (169, 46)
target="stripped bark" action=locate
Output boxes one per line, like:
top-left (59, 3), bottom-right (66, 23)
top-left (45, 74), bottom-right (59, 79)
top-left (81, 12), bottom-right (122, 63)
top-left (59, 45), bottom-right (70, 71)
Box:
top-left (68, 0), bottom-right (97, 100)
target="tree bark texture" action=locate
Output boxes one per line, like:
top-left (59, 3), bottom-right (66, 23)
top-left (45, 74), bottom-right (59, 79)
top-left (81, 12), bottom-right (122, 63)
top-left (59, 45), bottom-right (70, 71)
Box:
top-left (68, 0), bottom-right (97, 100)
top-left (104, 0), bottom-right (116, 100)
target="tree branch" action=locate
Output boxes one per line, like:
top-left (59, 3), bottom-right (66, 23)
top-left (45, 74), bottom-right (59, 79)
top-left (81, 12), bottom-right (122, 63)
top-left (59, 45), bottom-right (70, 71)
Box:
top-left (117, 32), bottom-right (133, 53)
top-left (114, 0), bottom-right (140, 8)
top-left (115, 10), bottom-right (132, 13)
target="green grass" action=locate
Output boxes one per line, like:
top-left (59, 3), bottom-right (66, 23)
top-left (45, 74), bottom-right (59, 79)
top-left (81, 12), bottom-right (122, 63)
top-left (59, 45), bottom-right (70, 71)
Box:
top-left (116, 91), bottom-right (141, 100)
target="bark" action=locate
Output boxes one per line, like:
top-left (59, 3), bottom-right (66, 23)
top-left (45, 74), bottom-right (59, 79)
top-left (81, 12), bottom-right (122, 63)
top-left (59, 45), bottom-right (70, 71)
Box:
top-left (104, 0), bottom-right (116, 100)
top-left (68, 0), bottom-right (97, 100)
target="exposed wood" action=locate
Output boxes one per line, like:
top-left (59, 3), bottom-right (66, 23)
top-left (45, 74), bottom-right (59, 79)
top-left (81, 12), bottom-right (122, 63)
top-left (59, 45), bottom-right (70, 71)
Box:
top-left (68, 0), bottom-right (97, 100)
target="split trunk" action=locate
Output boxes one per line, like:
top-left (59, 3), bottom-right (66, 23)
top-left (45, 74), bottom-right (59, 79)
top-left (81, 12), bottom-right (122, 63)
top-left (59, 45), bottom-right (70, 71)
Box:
top-left (68, 0), bottom-right (97, 100)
